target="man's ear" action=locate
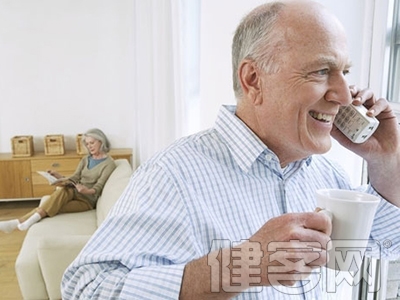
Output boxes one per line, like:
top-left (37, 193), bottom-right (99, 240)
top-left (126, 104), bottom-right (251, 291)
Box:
top-left (238, 60), bottom-right (263, 105)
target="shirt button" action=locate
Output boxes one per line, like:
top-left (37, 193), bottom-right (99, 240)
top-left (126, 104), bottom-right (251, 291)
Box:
top-left (265, 154), bottom-right (273, 161)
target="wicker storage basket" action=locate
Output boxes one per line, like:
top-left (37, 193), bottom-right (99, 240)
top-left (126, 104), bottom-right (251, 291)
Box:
top-left (76, 134), bottom-right (87, 155)
top-left (11, 135), bottom-right (34, 157)
top-left (44, 135), bottom-right (65, 156)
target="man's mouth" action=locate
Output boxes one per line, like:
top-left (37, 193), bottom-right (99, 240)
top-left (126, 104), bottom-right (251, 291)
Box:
top-left (309, 111), bottom-right (334, 123)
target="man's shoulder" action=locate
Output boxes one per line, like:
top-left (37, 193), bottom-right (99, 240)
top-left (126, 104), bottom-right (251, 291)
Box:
top-left (160, 128), bottom-right (219, 155)
top-left (142, 128), bottom-right (228, 169)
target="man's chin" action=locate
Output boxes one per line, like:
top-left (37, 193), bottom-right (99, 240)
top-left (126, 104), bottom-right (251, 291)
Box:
top-left (311, 137), bottom-right (332, 155)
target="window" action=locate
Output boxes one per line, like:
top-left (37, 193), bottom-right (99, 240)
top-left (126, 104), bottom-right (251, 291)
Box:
top-left (368, 0), bottom-right (400, 120)
top-left (182, 0), bottom-right (200, 136)
top-left (359, 2), bottom-right (400, 299)
top-left (387, 0), bottom-right (400, 104)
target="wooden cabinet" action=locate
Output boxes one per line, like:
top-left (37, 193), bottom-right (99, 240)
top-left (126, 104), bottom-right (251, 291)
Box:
top-left (0, 160), bottom-right (32, 199)
top-left (0, 149), bottom-right (132, 201)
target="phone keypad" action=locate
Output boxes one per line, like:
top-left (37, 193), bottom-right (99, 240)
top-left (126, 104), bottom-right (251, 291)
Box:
top-left (334, 104), bottom-right (379, 143)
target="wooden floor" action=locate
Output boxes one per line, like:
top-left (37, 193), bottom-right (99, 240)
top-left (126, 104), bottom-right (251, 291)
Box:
top-left (0, 200), bottom-right (39, 300)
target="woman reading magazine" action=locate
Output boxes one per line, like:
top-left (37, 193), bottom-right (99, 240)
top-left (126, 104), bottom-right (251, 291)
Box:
top-left (0, 128), bottom-right (116, 233)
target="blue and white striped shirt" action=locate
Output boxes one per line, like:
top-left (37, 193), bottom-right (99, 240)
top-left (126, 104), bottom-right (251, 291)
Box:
top-left (62, 105), bottom-right (400, 299)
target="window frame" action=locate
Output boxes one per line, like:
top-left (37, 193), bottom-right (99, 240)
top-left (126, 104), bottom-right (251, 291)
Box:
top-left (387, 0), bottom-right (400, 105)
top-left (356, 1), bottom-right (400, 299)
top-left (369, 0), bottom-right (400, 120)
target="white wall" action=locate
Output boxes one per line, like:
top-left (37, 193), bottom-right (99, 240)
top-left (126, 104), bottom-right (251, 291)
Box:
top-left (199, 0), bottom-right (371, 186)
top-left (0, 0), bottom-right (135, 153)
top-left (0, 0), bottom-right (373, 186)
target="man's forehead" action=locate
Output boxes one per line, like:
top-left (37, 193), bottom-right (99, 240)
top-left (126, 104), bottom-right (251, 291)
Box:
top-left (304, 55), bottom-right (353, 69)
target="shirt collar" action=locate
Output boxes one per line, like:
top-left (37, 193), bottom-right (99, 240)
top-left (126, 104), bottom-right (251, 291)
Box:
top-left (214, 105), bottom-right (267, 173)
top-left (214, 105), bottom-right (312, 173)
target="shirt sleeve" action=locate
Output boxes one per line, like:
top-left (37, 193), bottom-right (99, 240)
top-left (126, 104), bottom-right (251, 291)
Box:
top-left (61, 162), bottom-right (199, 299)
top-left (365, 184), bottom-right (400, 258)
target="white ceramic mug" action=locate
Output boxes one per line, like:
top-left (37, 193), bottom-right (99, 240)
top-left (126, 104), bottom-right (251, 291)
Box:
top-left (316, 189), bottom-right (380, 271)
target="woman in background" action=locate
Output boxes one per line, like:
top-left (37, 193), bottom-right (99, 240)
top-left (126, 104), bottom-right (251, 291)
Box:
top-left (0, 128), bottom-right (116, 233)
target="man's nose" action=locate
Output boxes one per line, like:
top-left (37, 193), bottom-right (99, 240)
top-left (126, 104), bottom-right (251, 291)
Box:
top-left (325, 74), bottom-right (352, 106)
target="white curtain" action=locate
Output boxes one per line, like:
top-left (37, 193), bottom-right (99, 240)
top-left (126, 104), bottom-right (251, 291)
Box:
top-left (132, 0), bottom-right (188, 166)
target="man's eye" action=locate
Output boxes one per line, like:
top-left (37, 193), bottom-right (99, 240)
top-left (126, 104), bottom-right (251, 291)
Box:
top-left (343, 69), bottom-right (350, 76)
top-left (315, 69), bottom-right (329, 75)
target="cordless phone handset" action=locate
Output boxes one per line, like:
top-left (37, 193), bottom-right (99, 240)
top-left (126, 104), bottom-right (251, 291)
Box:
top-left (333, 104), bottom-right (379, 143)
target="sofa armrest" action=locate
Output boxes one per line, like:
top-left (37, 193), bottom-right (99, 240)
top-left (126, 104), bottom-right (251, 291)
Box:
top-left (37, 235), bottom-right (91, 300)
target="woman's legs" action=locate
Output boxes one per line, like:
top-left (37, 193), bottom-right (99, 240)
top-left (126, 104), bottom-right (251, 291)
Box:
top-left (3, 187), bottom-right (92, 233)
top-left (0, 219), bottom-right (19, 233)
top-left (18, 207), bottom-right (45, 223)
top-left (15, 188), bottom-right (72, 231)
top-left (17, 212), bottom-right (42, 231)
top-left (0, 206), bottom-right (39, 233)
top-left (58, 198), bottom-right (93, 213)
top-left (0, 204), bottom-right (41, 233)
top-left (39, 187), bottom-right (75, 217)
top-left (0, 206), bottom-right (42, 233)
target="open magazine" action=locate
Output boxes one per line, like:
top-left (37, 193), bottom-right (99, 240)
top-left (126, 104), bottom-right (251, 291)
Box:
top-left (36, 171), bottom-right (76, 187)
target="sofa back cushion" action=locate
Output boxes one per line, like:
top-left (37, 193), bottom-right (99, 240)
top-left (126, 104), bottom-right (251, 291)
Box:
top-left (96, 159), bottom-right (132, 227)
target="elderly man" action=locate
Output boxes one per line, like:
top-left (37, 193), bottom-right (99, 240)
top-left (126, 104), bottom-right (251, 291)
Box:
top-left (62, 1), bottom-right (400, 299)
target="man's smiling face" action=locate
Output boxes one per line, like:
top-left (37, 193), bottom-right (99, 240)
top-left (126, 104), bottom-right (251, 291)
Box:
top-left (251, 3), bottom-right (353, 165)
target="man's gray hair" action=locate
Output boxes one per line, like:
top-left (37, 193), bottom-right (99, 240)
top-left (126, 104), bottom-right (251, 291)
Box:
top-left (232, 2), bottom-right (286, 99)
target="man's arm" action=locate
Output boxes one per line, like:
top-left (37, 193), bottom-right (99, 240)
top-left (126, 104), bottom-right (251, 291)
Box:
top-left (180, 251), bottom-right (238, 300)
top-left (62, 164), bottom-right (193, 299)
top-left (331, 86), bottom-right (400, 207)
top-left (180, 212), bottom-right (332, 299)
top-left (367, 152), bottom-right (400, 206)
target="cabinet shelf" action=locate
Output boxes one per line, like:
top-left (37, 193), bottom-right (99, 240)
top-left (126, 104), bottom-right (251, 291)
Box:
top-left (0, 149), bottom-right (132, 201)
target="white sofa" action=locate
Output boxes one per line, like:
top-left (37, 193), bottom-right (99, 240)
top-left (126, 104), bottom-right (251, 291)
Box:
top-left (15, 159), bottom-right (133, 300)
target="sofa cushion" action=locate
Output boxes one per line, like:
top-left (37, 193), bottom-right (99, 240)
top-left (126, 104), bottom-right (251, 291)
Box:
top-left (15, 211), bottom-right (96, 300)
top-left (37, 235), bottom-right (92, 300)
top-left (28, 210), bottom-right (97, 236)
top-left (96, 159), bottom-right (132, 227)
top-left (15, 233), bottom-right (48, 300)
